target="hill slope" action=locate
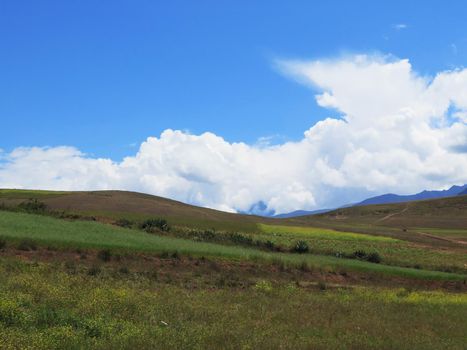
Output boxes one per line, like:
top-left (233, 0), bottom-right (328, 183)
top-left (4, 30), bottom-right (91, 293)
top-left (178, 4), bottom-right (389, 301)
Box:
top-left (1, 189), bottom-right (466, 232)
top-left (0, 189), bottom-right (263, 232)
top-left (293, 195), bottom-right (467, 230)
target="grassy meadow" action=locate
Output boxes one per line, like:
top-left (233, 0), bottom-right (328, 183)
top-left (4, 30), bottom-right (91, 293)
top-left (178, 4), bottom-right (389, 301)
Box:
top-left (0, 193), bottom-right (466, 349)
top-left (0, 257), bottom-right (466, 350)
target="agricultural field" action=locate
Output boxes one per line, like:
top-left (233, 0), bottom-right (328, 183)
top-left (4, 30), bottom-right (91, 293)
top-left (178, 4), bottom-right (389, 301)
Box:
top-left (0, 191), bottom-right (466, 349)
top-left (1, 211), bottom-right (464, 280)
top-left (256, 224), bottom-right (467, 273)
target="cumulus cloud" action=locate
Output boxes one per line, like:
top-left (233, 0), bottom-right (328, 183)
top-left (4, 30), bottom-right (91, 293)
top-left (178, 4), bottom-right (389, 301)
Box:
top-left (1, 55), bottom-right (467, 214)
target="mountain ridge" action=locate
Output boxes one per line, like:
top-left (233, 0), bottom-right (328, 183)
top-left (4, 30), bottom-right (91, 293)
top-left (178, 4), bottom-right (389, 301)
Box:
top-left (270, 184), bottom-right (467, 218)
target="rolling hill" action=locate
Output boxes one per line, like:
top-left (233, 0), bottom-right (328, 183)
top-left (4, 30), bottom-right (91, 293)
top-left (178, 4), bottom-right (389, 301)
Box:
top-left (1, 189), bottom-right (466, 233)
top-left (0, 189), bottom-right (267, 232)
top-left (292, 194), bottom-right (467, 231)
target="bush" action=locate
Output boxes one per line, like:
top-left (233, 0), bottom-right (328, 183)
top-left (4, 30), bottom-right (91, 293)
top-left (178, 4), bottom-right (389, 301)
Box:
top-left (292, 240), bottom-right (309, 254)
top-left (18, 199), bottom-right (47, 214)
top-left (17, 239), bottom-right (37, 251)
top-left (0, 237), bottom-right (6, 250)
top-left (228, 232), bottom-right (253, 246)
top-left (140, 218), bottom-right (170, 232)
top-left (97, 249), bottom-right (112, 262)
top-left (367, 252), bottom-right (382, 264)
top-left (353, 250), bottom-right (367, 259)
top-left (352, 250), bottom-right (382, 264)
top-left (114, 218), bottom-right (133, 229)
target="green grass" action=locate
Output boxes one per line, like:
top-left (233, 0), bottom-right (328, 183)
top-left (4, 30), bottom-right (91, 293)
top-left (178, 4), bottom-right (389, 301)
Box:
top-left (258, 223), bottom-right (467, 274)
top-left (0, 210), bottom-right (465, 281)
top-left (259, 223), bottom-right (397, 242)
top-left (0, 259), bottom-right (465, 349)
top-left (0, 189), bottom-right (69, 199)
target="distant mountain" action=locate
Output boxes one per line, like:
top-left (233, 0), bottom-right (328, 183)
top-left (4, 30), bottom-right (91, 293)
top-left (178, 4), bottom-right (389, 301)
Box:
top-left (271, 184), bottom-right (467, 218)
top-left (356, 184), bottom-right (467, 206)
top-left (273, 208), bottom-right (332, 219)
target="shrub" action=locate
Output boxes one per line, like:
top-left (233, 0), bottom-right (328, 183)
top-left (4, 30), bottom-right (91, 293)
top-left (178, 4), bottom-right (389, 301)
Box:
top-left (201, 229), bottom-right (216, 240)
top-left (292, 240), bottom-right (309, 254)
top-left (353, 250), bottom-right (367, 259)
top-left (115, 218), bottom-right (133, 229)
top-left (97, 249), bottom-right (112, 262)
top-left (228, 232), bottom-right (253, 246)
top-left (140, 218), bottom-right (170, 232)
top-left (367, 252), bottom-right (382, 264)
top-left (17, 239), bottom-right (37, 251)
top-left (18, 199), bottom-right (47, 214)
top-left (352, 250), bottom-right (382, 263)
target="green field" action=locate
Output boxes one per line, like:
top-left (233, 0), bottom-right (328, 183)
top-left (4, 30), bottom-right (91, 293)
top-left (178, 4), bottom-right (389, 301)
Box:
top-left (259, 223), bottom-right (397, 242)
top-left (0, 191), bottom-right (466, 349)
top-left (0, 211), bottom-right (463, 280)
top-left (253, 224), bottom-right (467, 274)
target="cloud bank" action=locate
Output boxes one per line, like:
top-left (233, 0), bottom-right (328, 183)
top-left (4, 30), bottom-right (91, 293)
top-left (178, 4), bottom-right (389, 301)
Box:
top-left (1, 55), bottom-right (467, 214)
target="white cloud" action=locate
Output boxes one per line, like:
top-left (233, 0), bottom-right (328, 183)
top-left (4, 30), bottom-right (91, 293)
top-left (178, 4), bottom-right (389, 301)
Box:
top-left (1, 55), bottom-right (467, 214)
top-left (394, 23), bottom-right (408, 30)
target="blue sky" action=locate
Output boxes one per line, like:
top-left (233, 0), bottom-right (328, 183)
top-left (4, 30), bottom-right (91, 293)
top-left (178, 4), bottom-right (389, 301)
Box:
top-left (2, 0), bottom-right (466, 159)
top-left (1, 1), bottom-right (467, 213)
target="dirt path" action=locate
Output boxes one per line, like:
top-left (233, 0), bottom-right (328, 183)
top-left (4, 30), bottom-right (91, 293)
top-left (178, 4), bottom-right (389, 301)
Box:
top-left (374, 204), bottom-right (410, 223)
top-left (416, 231), bottom-right (467, 246)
